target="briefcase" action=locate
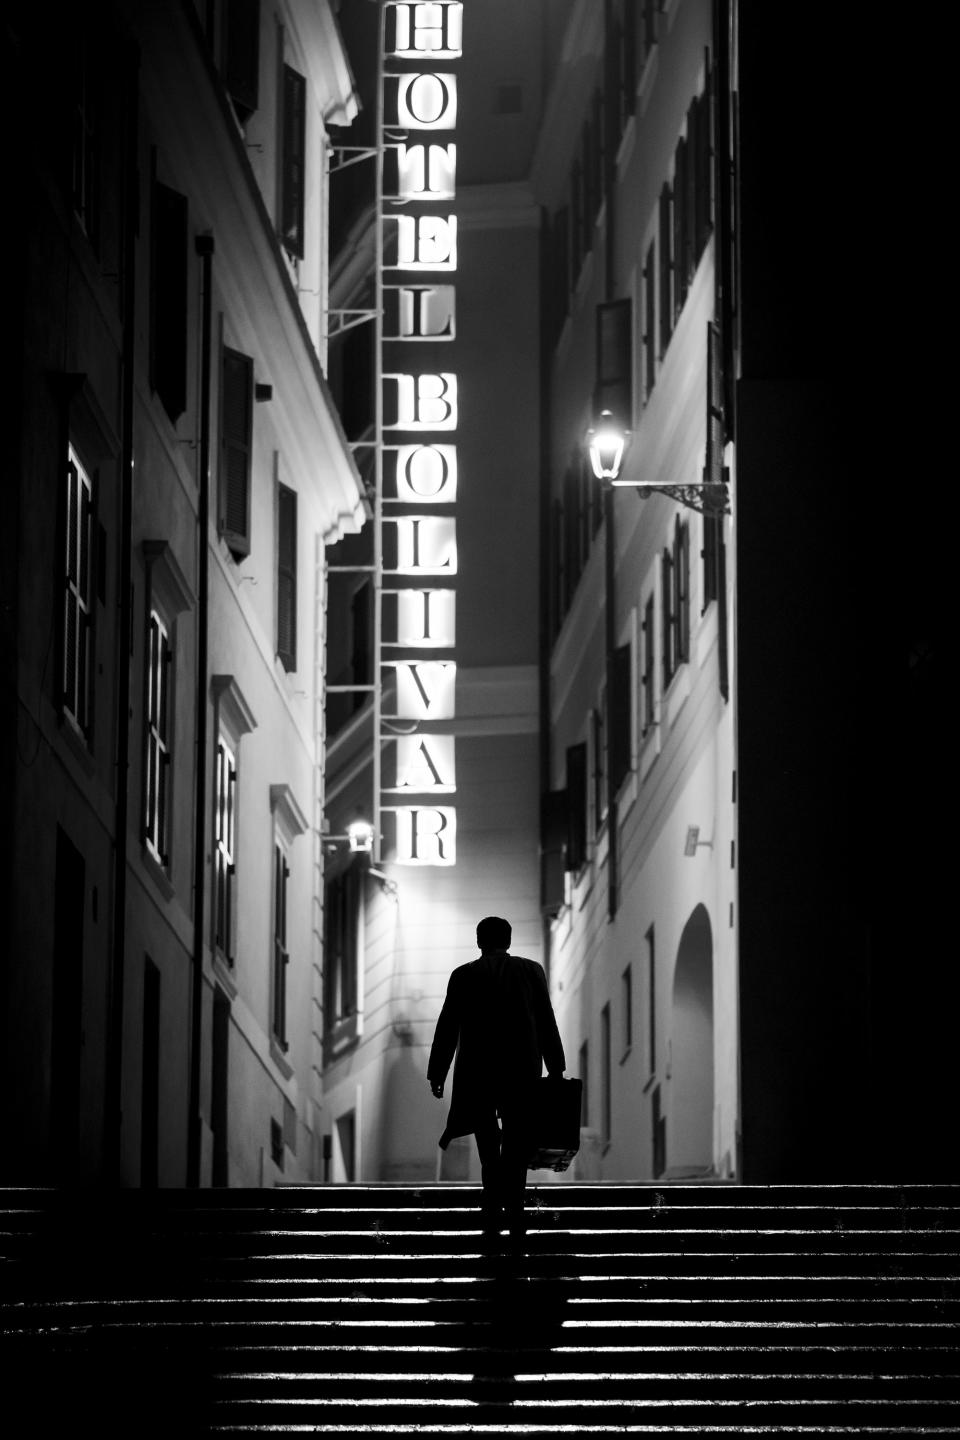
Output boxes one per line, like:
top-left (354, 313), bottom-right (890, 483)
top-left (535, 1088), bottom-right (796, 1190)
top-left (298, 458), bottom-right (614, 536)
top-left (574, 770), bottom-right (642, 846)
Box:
top-left (527, 1076), bottom-right (583, 1172)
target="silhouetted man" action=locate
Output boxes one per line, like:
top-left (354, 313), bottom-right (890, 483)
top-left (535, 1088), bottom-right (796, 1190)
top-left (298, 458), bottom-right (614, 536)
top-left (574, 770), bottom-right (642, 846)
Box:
top-left (428, 916), bottom-right (566, 1242)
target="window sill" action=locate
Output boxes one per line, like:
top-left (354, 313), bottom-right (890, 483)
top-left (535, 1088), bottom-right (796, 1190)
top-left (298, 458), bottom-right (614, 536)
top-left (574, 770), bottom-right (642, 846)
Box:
top-left (325, 1011), bottom-right (362, 1064)
top-left (140, 843), bottom-right (175, 903)
top-left (637, 46), bottom-right (659, 119)
top-left (643, 1072), bottom-right (657, 1095)
top-left (616, 769), bottom-right (637, 820)
top-left (270, 1037), bottom-right (294, 1081)
top-left (639, 723), bottom-right (661, 781)
top-left (213, 953), bottom-right (237, 1000)
top-left (619, 1045), bottom-right (632, 1068)
top-left (616, 115), bottom-right (636, 174)
top-left (664, 663), bottom-right (691, 729)
top-left (57, 710), bottom-right (96, 778)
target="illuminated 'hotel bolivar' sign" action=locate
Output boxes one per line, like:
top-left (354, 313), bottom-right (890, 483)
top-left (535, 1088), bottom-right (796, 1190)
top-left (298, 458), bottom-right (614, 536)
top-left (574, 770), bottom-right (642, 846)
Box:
top-left (379, 3), bottom-right (462, 866)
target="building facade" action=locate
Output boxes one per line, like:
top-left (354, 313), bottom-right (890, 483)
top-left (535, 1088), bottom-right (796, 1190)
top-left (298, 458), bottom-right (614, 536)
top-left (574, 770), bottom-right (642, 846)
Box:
top-left (2, 0), bottom-right (364, 1186)
top-left (535, 0), bottom-right (737, 1180)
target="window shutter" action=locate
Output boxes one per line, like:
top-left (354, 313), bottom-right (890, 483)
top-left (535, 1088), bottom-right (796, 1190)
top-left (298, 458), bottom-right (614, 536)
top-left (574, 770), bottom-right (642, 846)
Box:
top-left (695, 56), bottom-right (713, 257)
top-left (223, 0), bottom-right (260, 121)
top-left (220, 347), bottom-right (253, 559)
top-left (277, 483), bottom-right (297, 670)
top-left (658, 183), bottom-right (672, 357)
top-left (673, 137), bottom-right (687, 314)
top-left (675, 520), bottom-right (690, 663)
top-left (541, 789), bottom-right (567, 914)
top-left (595, 298), bottom-right (633, 427)
top-left (280, 65), bottom-right (306, 259)
top-left (565, 742), bottom-right (587, 872)
top-left (150, 182), bottom-right (188, 421)
top-left (642, 595), bottom-right (655, 732)
top-left (643, 243), bottom-right (656, 401)
top-left (609, 641), bottom-right (633, 793)
top-left (661, 546), bottom-right (674, 686)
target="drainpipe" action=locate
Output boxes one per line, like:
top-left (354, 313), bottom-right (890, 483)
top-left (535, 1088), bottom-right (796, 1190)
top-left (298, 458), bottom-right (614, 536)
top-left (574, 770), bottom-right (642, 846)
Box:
top-left (602, 0), bottom-right (619, 921)
top-left (105, 39), bottom-right (139, 1186)
top-left (187, 233), bottom-right (214, 1188)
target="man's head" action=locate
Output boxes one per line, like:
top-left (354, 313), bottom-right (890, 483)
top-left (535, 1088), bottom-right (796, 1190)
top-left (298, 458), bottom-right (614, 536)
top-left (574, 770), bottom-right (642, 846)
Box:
top-left (477, 916), bottom-right (511, 952)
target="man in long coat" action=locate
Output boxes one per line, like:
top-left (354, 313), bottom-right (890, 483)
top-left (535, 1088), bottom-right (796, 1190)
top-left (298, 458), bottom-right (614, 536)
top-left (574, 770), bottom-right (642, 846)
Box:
top-left (428, 916), bottom-right (566, 1240)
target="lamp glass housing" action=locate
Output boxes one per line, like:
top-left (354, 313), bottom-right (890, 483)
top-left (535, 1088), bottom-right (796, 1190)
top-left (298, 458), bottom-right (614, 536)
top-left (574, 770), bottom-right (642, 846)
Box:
top-left (347, 819), bottom-right (374, 853)
top-left (587, 411), bottom-right (628, 481)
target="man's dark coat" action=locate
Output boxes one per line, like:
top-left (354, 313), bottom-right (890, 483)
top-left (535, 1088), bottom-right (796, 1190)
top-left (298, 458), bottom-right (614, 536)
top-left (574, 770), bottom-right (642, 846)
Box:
top-left (428, 950), bottom-right (565, 1149)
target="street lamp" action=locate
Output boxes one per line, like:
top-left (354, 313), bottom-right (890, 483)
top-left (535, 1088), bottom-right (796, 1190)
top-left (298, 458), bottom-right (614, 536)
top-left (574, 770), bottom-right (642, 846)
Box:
top-left (324, 817), bottom-right (375, 853)
top-left (586, 409), bottom-right (630, 482)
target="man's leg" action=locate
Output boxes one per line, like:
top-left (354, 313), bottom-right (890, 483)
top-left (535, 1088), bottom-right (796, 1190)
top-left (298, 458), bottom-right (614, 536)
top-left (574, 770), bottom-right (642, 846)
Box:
top-left (498, 1096), bottom-right (534, 1237)
top-left (473, 1107), bottom-right (503, 1232)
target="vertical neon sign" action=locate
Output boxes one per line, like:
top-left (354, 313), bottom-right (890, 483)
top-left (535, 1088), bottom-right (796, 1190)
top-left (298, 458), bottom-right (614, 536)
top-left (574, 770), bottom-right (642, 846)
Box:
top-left (379, 3), bottom-right (463, 866)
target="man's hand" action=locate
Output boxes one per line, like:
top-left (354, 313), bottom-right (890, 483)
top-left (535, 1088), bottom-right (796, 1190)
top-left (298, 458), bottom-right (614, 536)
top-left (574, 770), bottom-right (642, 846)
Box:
top-left (430, 1081), bottom-right (444, 1099)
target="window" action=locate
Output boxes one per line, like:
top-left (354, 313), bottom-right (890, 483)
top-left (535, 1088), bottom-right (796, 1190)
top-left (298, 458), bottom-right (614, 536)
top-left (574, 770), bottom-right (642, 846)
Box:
top-left (222, 0), bottom-right (260, 122)
top-left (150, 181), bottom-right (188, 422)
top-left (219, 346), bottom-right (253, 560)
top-left (142, 539), bottom-right (193, 878)
top-left (646, 924), bottom-right (656, 1076)
top-left (214, 736), bottom-right (237, 963)
top-left (272, 843), bottom-right (290, 1050)
top-left (280, 64), bottom-right (306, 259)
top-left (601, 1003), bottom-right (611, 1145)
top-left (62, 444), bottom-right (95, 738)
top-left (658, 183), bottom-right (673, 358)
top-left (276, 483), bottom-right (297, 670)
top-left (642, 241), bottom-right (656, 402)
top-left (324, 860), bottom-right (363, 1049)
top-left (579, 1040), bottom-right (589, 1127)
top-left (662, 518), bottom-right (690, 687)
top-left (144, 610), bottom-right (172, 865)
top-left (141, 958), bottom-right (161, 1188)
top-left (592, 699), bottom-right (607, 835)
top-left (609, 641), bottom-right (633, 795)
top-left (71, 32), bottom-right (101, 248)
top-left (641, 594), bottom-right (656, 735)
top-left (638, 0), bottom-right (658, 74)
top-left (565, 742), bottom-right (588, 872)
top-left (622, 965), bottom-right (633, 1057)
top-left (595, 298), bottom-right (633, 431)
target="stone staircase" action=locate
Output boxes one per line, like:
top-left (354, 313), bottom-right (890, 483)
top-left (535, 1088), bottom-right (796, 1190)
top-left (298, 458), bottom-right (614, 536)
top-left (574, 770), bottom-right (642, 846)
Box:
top-left (1, 1182), bottom-right (958, 1435)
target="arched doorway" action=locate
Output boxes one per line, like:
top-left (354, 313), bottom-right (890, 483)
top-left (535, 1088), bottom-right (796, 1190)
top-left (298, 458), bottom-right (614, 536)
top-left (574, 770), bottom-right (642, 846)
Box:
top-left (669, 905), bottom-right (714, 1174)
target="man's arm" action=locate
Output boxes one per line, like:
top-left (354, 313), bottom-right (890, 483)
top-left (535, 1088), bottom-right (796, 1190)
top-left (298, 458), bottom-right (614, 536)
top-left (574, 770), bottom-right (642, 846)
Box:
top-left (531, 962), bottom-right (566, 1077)
top-left (427, 970), bottom-right (461, 1097)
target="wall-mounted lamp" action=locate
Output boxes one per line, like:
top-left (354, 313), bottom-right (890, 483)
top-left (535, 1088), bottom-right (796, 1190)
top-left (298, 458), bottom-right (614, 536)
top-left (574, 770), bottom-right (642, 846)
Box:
top-left (586, 409), bottom-right (630, 481)
top-left (324, 818), bottom-right (375, 853)
top-left (683, 825), bottom-right (714, 857)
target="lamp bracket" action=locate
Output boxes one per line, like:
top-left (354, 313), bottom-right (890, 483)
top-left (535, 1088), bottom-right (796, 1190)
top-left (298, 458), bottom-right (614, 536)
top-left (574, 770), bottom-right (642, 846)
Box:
top-left (624, 482), bottom-right (729, 516)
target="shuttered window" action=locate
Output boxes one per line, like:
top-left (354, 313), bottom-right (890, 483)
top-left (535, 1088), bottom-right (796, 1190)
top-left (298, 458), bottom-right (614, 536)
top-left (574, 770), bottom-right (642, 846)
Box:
top-left (324, 862), bottom-right (362, 1029)
top-left (276, 483), bottom-right (297, 671)
top-left (214, 738), bottom-right (237, 964)
top-left (272, 844), bottom-right (290, 1049)
top-left (150, 181), bottom-right (188, 422)
top-left (674, 517), bottom-right (690, 665)
top-left (658, 183), bottom-right (673, 358)
top-left (144, 609), bottom-right (172, 865)
top-left (223, 0), bottom-right (260, 122)
top-left (220, 347), bottom-right (253, 560)
top-left (642, 242), bottom-right (656, 402)
top-left (595, 298), bottom-right (633, 428)
top-left (641, 595), bottom-right (656, 734)
top-left (609, 641), bottom-right (633, 794)
top-left (565, 742), bottom-right (588, 873)
top-left (280, 64), bottom-right (306, 259)
top-left (62, 445), bottom-right (95, 737)
top-left (694, 59), bottom-right (713, 257)
top-left (661, 545), bottom-right (675, 687)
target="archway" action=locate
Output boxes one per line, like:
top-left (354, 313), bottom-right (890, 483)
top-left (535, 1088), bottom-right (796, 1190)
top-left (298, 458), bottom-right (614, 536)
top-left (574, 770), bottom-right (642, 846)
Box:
top-left (670, 904), bottom-right (715, 1174)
